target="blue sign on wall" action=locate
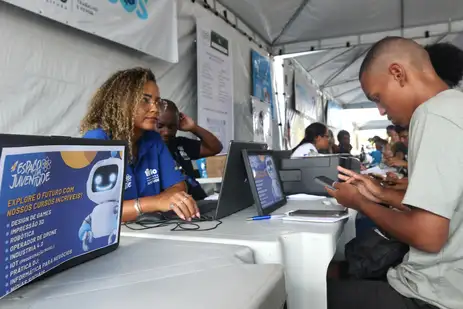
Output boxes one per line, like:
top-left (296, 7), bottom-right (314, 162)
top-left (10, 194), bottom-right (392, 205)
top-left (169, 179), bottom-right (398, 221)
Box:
top-left (252, 50), bottom-right (274, 119)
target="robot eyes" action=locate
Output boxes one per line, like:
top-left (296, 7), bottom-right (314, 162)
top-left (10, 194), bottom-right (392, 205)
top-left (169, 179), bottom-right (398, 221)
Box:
top-left (95, 175), bottom-right (103, 185)
top-left (92, 165), bottom-right (119, 193)
top-left (94, 173), bottom-right (116, 187)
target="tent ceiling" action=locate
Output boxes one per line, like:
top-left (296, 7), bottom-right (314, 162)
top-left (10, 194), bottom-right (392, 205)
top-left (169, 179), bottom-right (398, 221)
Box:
top-left (217, 0), bottom-right (463, 106)
top-left (294, 32), bottom-right (463, 106)
top-left (218, 0), bottom-right (463, 45)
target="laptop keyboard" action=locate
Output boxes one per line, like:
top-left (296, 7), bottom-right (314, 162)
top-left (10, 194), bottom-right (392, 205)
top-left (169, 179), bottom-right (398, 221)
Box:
top-left (197, 199), bottom-right (218, 215)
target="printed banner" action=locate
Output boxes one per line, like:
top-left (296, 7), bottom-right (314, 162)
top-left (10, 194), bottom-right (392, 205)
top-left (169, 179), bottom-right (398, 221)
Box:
top-left (0, 145), bottom-right (125, 299)
top-left (2, 0), bottom-right (178, 63)
top-left (252, 96), bottom-right (273, 149)
top-left (251, 50), bottom-right (274, 119)
top-left (196, 19), bottom-right (233, 153)
top-left (294, 70), bottom-right (320, 120)
top-left (326, 100), bottom-right (344, 129)
top-left (290, 114), bottom-right (313, 149)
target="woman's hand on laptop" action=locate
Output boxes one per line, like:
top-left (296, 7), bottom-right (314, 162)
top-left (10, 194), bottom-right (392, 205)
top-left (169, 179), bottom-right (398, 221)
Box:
top-left (161, 191), bottom-right (199, 221)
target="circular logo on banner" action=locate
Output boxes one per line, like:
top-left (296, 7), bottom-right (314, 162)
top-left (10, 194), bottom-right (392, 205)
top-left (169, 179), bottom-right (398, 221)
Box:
top-left (60, 151), bottom-right (97, 169)
top-left (120, 0), bottom-right (137, 13)
top-left (108, 0), bottom-right (149, 20)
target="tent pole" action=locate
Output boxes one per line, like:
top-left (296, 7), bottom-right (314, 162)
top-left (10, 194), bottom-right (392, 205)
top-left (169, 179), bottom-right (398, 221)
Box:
top-left (334, 86), bottom-right (362, 99)
top-left (274, 19), bottom-right (463, 49)
top-left (321, 48), bottom-right (369, 87)
top-left (346, 91), bottom-right (367, 104)
top-left (324, 78), bottom-right (358, 88)
top-left (400, 0), bottom-right (404, 37)
top-left (306, 48), bottom-right (354, 72)
top-left (272, 0), bottom-right (312, 46)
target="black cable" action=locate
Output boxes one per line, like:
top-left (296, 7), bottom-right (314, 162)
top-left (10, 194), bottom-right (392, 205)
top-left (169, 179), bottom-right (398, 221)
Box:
top-left (123, 215), bottom-right (222, 232)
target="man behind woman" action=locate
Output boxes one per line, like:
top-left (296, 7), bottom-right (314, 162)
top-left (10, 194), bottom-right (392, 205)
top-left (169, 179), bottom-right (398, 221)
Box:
top-left (291, 122), bottom-right (352, 158)
top-left (154, 99), bottom-right (223, 201)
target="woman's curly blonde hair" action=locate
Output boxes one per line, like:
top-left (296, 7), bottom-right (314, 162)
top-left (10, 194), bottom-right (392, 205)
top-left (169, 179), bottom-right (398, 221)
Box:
top-left (80, 67), bottom-right (156, 161)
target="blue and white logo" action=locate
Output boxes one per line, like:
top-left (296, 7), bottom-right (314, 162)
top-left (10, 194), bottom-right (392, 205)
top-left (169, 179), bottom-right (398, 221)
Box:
top-left (108, 0), bottom-right (149, 20)
top-left (144, 168), bottom-right (159, 185)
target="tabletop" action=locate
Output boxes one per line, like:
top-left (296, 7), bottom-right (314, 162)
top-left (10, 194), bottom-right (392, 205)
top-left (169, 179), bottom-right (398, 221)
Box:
top-left (2, 237), bottom-right (286, 309)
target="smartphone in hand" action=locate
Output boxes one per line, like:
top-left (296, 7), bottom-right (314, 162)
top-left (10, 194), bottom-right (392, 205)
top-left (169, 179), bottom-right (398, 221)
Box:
top-left (314, 176), bottom-right (337, 190)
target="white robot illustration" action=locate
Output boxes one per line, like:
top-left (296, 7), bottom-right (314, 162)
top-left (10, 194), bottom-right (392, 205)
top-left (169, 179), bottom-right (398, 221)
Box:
top-left (265, 157), bottom-right (282, 202)
top-left (78, 157), bottom-right (123, 251)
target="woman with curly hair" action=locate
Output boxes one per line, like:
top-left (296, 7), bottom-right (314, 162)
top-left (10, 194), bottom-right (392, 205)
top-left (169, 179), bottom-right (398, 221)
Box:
top-left (81, 67), bottom-right (199, 222)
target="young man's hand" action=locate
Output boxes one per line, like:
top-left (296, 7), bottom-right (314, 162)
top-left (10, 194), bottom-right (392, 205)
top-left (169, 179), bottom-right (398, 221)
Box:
top-left (178, 113), bottom-right (197, 132)
top-left (386, 157), bottom-right (408, 167)
top-left (326, 181), bottom-right (368, 210)
top-left (338, 166), bottom-right (384, 203)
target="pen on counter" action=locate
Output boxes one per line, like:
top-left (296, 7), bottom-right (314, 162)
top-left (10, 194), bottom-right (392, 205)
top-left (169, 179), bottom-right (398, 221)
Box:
top-left (247, 215), bottom-right (284, 221)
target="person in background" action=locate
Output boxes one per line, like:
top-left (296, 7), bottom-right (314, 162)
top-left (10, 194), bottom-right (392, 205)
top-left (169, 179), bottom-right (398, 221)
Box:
top-left (154, 99), bottom-right (223, 201)
top-left (386, 125), bottom-right (400, 144)
top-left (81, 68), bottom-right (199, 222)
top-left (328, 36), bottom-right (463, 309)
top-left (334, 130), bottom-right (353, 154)
top-left (320, 129), bottom-right (335, 154)
top-left (291, 122), bottom-right (330, 158)
top-left (387, 126), bottom-right (408, 169)
top-left (425, 42), bottom-right (463, 88)
top-left (369, 137), bottom-right (387, 166)
top-left (397, 126), bottom-right (409, 147)
top-left (328, 129), bottom-right (335, 154)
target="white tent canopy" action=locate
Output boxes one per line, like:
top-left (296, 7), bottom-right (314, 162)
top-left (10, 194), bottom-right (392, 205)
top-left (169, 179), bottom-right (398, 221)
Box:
top-left (218, 0), bottom-right (463, 130)
top-left (219, 0), bottom-right (463, 47)
top-left (218, 0), bottom-right (463, 105)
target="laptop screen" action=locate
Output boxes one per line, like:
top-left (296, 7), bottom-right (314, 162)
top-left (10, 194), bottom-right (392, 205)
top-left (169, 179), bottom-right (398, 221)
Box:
top-left (247, 154), bottom-right (284, 210)
top-left (0, 135), bottom-right (126, 299)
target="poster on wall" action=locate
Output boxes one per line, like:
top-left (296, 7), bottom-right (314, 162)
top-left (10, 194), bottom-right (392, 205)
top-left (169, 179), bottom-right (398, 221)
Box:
top-left (2, 0), bottom-right (178, 63)
top-left (326, 101), bottom-right (344, 129)
top-left (294, 70), bottom-right (320, 120)
top-left (251, 50), bottom-right (274, 119)
top-left (196, 19), bottom-right (233, 153)
top-left (251, 96), bottom-right (273, 149)
top-left (0, 145), bottom-right (125, 299)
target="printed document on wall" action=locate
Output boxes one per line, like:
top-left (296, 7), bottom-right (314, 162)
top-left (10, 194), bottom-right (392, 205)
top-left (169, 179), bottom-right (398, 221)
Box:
top-left (196, 19), bottom-right (233, 153)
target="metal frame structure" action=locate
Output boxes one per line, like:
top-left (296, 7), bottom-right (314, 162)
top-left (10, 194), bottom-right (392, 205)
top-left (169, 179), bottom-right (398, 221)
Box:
top-left (199, 0), bottom-right (463, 129)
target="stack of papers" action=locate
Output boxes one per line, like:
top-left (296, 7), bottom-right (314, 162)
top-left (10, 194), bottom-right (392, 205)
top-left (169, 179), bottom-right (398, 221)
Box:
top-left (361, 165), bottom-right (396, 176)
top-left (205, 193), bottom-right (219, 200)
top-left (282, 214), bottom-right (349, 223)
top-left (286, 194), bottom-right (325, 201)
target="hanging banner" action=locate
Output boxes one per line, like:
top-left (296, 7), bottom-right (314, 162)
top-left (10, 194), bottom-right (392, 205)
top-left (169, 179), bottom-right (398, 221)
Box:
top-left (0, 145), bottom-right (125, 299)
top-left (196, 19), bottom-right (233, 153)
top-left (294, 70), bottom-right (320, 120)
top-left (327, 100), bottom-right (344, 129)
top-left (251, 96), bottom-right (273, 149)
top-left (2, 0), bottom-right (178, 63)
top-left (251, 50), bottom-right (275, 119)
top-left (290, 114), bottom-right (313, 149)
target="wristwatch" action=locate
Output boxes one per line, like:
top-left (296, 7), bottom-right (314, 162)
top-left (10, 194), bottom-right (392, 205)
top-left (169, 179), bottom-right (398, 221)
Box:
top-left (133, 198), bottom-right (143, 216)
